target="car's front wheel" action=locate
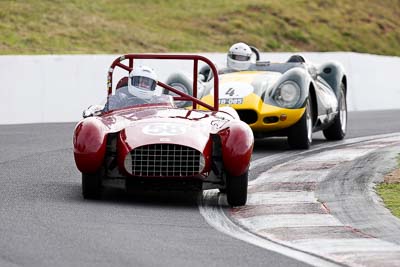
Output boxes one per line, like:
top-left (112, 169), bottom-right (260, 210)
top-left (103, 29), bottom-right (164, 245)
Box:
top-left (82, 172), bottom-right (103, 199)
top-left (323, 83), bottom-right (347, 140)
top-left (287, 98), bottom-right (313, 149)
top-left (226, 171), bottom-right (248, 206)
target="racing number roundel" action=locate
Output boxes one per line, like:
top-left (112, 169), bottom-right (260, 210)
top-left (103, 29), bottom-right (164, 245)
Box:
top-left (142, 123), bottom-right (187, 136)
top-left (215, 82), bottom-right (254, 98)
top-left (212, 82), bottom-right (254, 105)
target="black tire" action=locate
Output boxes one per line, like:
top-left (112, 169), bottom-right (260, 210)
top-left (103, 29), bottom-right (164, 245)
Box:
top-left (323, 83), bottom-right (347, 140)
top-left (82, 172), bottom-right (103, 199)
top-left (226, 171), bottom-right (248, 206)
top-left (287, 98), bottom-right (313, 149)
top-left (164, 73), bottom-right (194, 108)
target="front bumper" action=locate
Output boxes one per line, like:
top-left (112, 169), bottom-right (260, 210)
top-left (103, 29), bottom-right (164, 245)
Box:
top-left (201, 93), bottom-right (305, 132)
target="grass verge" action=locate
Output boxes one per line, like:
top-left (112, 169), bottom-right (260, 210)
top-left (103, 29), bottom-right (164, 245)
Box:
top-left (376, 154), bottom-right (400, 218)
top-left (1, 0), bottom-right (400, 55)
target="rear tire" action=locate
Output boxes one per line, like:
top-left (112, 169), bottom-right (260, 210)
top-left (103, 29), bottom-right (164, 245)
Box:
top-left (82, 172), bottom-right (103, 199)
top-left (287, 98), bottom-right (313, 149)
top-left (323, 83), bottom-right (347, 140)
top-left (226, 171), bottom-right (248, 206)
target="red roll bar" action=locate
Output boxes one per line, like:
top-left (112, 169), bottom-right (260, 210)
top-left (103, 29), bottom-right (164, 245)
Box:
top-left (107, 54), bottom-right (219, 111)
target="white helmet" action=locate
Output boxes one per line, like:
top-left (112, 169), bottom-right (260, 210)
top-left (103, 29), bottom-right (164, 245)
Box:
top-left (128, 66), bottom-right (159, 99)
top-left (227, 42), bottom-right (253, 71)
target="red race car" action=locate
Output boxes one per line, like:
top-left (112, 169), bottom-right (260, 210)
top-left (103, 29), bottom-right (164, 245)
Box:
top-left (73, 54), bottom-right (254, 206)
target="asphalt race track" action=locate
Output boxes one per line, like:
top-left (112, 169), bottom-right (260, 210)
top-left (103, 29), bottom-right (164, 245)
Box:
top-left (0, 110), bottom-right (400, 267)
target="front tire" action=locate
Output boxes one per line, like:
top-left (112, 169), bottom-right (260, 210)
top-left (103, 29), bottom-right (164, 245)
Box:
top-left (82, 172), bottom-right (103, 199)
top-left (226, 171), bottom-right (248, 206)
top-left (323, 83), bottom-right (347, 140)
top-left (287, 98), bottom-right (313, 149)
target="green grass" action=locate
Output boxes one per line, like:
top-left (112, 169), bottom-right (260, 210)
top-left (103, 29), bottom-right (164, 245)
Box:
top-left (1, 0), bottom-right (400, 55)
top-left (377, 154), bottom-right (400, 218)
top-left (377, 183), bottom-right (400, 218)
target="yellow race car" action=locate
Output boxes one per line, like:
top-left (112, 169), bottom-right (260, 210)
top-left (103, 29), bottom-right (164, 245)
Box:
top-left (165, 54), bottom-right (347, 149)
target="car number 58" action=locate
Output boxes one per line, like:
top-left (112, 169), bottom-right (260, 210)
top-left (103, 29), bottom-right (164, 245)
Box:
top-left (142, 123), bottom-right (187, 136)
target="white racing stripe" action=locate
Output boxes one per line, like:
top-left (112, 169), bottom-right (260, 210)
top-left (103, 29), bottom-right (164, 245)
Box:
top-left (199, 133), bottom-right (400, 266)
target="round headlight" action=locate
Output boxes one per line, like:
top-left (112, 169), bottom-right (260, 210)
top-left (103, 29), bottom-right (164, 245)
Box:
top-left (274, 81), bottom-right (301, 108)
top-left (199, 154), bottom-right (205, 172)
top-left (124, 152), bottom-right (132, 174)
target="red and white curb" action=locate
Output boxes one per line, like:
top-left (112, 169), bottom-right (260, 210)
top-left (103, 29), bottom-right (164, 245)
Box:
top-left (200, 134), bottom-right (400, 267)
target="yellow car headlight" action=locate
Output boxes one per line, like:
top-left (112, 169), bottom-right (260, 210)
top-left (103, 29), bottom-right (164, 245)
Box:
top-left (273, 81), bottom-right (301, 108)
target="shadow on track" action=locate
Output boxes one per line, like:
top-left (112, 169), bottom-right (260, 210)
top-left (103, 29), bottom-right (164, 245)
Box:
top-left (253, 136), bottom-right (326, 152)
top-left (33, 179), bottom-right (200, 209)
top-left (100, 188), bottom-right (201, 208)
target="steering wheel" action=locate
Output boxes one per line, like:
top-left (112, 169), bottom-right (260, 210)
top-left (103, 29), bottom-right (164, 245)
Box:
top-left (199, 64), bottom-right (214, 82)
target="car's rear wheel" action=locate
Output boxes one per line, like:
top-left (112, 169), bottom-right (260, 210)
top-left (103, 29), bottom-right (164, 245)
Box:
top-left (82, 172), bottom-right (103, 199)
top-left (287, 98), bottom-right (313, 149)
top-left (226, 171), bottom-right (248, 206)
top-left (323, 83), bottom-right (347, 140)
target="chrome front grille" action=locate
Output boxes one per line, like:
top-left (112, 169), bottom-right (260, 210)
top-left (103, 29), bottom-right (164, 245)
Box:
top-left (125, 144), bottom-right (203, 177)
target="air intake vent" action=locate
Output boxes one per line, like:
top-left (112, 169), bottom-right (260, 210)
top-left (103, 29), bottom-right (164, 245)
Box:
top-left (125, 144), bottom-right (204, 177)
top-left (263, 116), bottom-right (279, 124)
top-left (237, 109), bottom-right (258, 124)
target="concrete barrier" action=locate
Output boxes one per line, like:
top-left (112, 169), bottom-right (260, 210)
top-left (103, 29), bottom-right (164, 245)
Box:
top-left (0, 52), bottom-right (399, 124)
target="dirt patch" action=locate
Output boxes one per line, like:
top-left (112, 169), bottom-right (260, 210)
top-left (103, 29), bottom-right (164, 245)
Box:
top-left (384, 168), bottom-right (400, 183)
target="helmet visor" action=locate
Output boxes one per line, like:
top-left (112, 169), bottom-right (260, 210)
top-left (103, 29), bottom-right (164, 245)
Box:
top-left (229, 54), bottom-right (251, 61)
top-left (131, 76), bottom-right (156, 91)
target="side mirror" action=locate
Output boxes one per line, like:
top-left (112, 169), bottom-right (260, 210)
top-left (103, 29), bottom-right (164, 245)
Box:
top-left (82, 105), bottom-right (104, 118)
